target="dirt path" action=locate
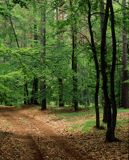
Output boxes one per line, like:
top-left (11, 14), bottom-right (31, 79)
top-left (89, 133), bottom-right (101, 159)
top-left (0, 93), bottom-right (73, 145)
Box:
top-left (0, 107), bottom-right (128, 160)
top-left (0, 111), bottom-right (44, 160)
top-left (0, 107), bottom-right (91, 160)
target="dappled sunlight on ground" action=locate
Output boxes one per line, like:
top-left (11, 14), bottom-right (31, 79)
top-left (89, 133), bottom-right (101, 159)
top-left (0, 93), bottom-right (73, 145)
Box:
top-left (0, 106), bottom-right (128, 160)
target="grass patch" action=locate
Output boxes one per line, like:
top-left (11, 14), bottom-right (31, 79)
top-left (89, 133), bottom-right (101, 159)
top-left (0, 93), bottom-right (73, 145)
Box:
top-left (49, 106), bottom-right (128, 133)
top-left (52, 107), bottom-right (128, 121)
top-left (70, 119), bottom-right (129, 134)
top-left (69, 123), bottom-right (82, 132)
top-left (69, 120), bottom-right (96, 133)
top-left (117, 108), bottom-right (129, 113)
top-left (52, 108), bottom-right (96, 121)
top-left (81, 120), bottom-right (96, 133)
top-left (117, 119), bottom-right (129, 127)
top-left (58, 111), bottom-right (87, 118)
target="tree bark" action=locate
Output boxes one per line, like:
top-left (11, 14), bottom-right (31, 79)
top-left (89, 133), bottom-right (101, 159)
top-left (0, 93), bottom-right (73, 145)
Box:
top-left (100, 0), bottom-right (114, 142)
top-left (5, 0), bottom-right (31, 106)
top-left (107, 0), bottom-right (117, 142)
top-left (58, 78), bottom-right (64, 107)
top-left (100, 0), bottom-right (108, 123)
top-left (40, 2), bottom-right (47, 110)
top-left (31, 77), bottom-right (39, 105)
top-left (56, 7), bottom-right (64, 108)
top-left (24, 82), bottom-right (29, 105)
top-left (31, 0), bottom-right (39, 105)
top-left (87, 0), bottom-right (100, 128)
top-left (101, 0), bottom-right (118, 142)
top-left (121, 0), bottom-right (129, 108)
top-left (70, 0), bottom-right (78, 111)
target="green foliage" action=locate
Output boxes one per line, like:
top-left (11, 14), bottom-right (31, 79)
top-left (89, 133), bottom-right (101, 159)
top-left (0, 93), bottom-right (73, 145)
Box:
top-left (12, 0), bottom-right (30, 8)
top-left (0, 0), bottom-right (128, 108)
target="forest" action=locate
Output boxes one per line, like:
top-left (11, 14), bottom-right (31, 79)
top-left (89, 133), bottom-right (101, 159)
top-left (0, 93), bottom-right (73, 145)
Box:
top-left (0, 0), bottom-right (129, 160)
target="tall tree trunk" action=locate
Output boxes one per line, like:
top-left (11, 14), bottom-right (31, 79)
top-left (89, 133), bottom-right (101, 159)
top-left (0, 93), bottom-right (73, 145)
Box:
top-left (5, 0), bottom-right (30, 105)
top-left (101, 0), bottom-right (118, 142)
top-left (100, 0), bottom-right (105, 33)
top-left (100, 0), bottom-right (108, 123)
top-left (108, 0), bottom-right (117, 141)
top-left (121, 0), bottom-right (129, 108)
top-left (71, 30), bottom-right (78, 111)
top-left (100, 0), bottom-right (113, 142)
top-left (31, 0), bottom-right (39, 105)
top-left (56, 7), bottom-right (64, 108)
top-left (70, 0), bottom-right (78, 111)
top-left (87, 0), bottom-right (100, 128)
top-left (58, 78), bottom-right (64, 107)
top-left (40, 2), bottom-right (47, 110)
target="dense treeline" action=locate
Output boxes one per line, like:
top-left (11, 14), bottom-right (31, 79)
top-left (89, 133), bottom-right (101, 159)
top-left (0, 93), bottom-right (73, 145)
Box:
top-left (0, 0), bottom-right (129, 141)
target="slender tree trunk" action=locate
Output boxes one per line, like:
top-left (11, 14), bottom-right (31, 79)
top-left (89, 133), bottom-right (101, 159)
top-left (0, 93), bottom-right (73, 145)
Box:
top-left (40, 2), bottom-right (47, 110)
top-left (100, 0), bottom-right (113, 142)
top-left (24, 82), bottom-right (29, 105)
top-left (101, 0), bottom-right (118, 142)
top-left (41, 81), bottom-right (46, 110)
top-left (103, 105), bottom-right (108, 123)
top-left (108, 0), bottom-right (117, 141)
top-left (87, 0), bottom-right (100, 128)
top-left (72, 32), bottom-right (78, 111)
top-left (56, 7), bottom-right (64, 108)
top-left (31, 77), bottom-right (39, 105)
top-left (100, 0), bottom-right (108, 123)
top-left (6, 0), bottom-right (30, 105)
top-left (31, 0), bottom-right (39, 105)
top-left (121, 0), bottom-right (129, 108)
top-left (58, 78), bottom-right (64, 107)
top-left (5, 0), bottom-right (19, 47)
top-left (100, 0), bottom-right (105, 33)
top-left (70, 0), bottom-right (78, 111)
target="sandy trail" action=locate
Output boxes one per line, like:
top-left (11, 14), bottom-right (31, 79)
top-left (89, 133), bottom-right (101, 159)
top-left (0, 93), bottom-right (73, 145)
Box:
top-left (0, 107), bottom-right (128, 160)
top-left (0, 107), bottom-right (90, 160)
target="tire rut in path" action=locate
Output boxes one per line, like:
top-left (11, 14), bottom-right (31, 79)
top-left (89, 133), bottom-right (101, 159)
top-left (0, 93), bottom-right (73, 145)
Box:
top-left (0, 112), bottom-right (44, 160)
top-left (19, 112), bottom-right (92, 160)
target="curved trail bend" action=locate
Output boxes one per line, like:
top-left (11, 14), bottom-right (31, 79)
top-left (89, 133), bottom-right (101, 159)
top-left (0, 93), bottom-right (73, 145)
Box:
top-left (0, 107), bottom-right (91, 160)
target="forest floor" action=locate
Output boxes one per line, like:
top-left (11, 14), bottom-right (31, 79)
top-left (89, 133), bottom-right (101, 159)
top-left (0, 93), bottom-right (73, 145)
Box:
top-left (0, 106), bottom-right (129, 160)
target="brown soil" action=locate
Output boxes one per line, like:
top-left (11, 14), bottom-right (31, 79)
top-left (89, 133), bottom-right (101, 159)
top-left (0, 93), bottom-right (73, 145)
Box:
top-left (0, 106), bottom-right (128, 160)
top-left (0, 107), bottom-right (91, 160)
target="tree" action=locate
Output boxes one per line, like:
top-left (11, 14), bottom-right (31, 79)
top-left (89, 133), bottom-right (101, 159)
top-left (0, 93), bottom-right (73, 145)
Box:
top-left (40, 1), bottom-right (47, 110)
top-left (101, 0), bottom-right (119, 142)
top-left (70, 0), bottom-right (78, 111)
top-left (100, 0), bottom-right (108, 123)
top-left (121, 0), bottom-right (129, 108)
top-left (87, 0), bottom-right (100, 128)
top-left (56, 5), bottom-right (64, 107)
top-left (31, 0), bottom-right (39, 105)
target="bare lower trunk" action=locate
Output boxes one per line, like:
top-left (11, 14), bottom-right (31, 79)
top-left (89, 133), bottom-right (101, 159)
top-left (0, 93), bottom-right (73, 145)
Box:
top-left (107, 0), bottom-right (117, 142)
top-left (31, 78), bottom-right (39, 105)
top-left (100, 0), bottom-right (117, 142)
top-left (72, 32), bottom-right (78, 111)
top-left (41, 80), bottom-right (46, 110)
top-left (58, 78), bottom-right (64, 107)
top-left (70, 0), bottom-right (78, 111)
top-left (40, 1), bottom-right (47, 110)
top-left (121, 0), bottom-right (129, 108)
top-left (100, 0), bottom-right (108, 123)
top-left (56, 7), bottom-right (64, 108)
top-left (24, 82), bottom-right (29, 105)
top-left (103, 104), bottom-right (108, 123)
top-left (31, 1), bottom-right (39, 105)
top-left (87, 0), bottom-right (100, 128)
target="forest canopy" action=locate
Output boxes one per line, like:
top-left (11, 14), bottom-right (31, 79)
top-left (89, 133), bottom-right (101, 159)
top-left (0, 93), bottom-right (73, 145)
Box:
top-left (0, 0), bottom-right (129, 142)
